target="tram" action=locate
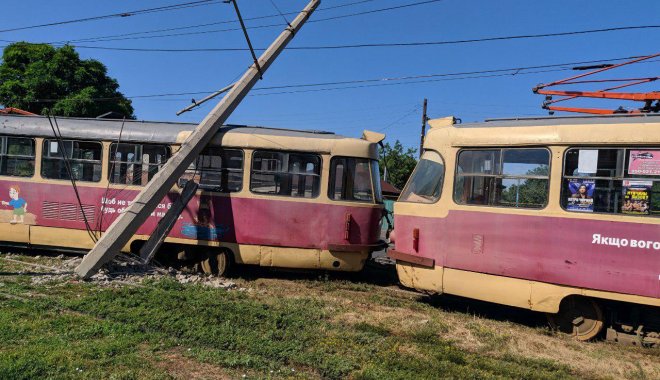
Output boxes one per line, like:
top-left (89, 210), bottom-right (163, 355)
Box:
top-left (388, 114), bottom-right (660, 344)
top-left (0, 114), bottom-right (386, 275)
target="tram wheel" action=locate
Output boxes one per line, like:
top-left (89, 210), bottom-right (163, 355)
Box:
top-left (547, 297), bottom-right (604, 341)
top-left (199, 249), bottom-right (232, 277)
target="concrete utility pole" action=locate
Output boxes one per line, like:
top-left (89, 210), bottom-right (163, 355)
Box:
top-left (139, 179), bottom-right (199, 264)
top-left (419, 98), bottom-right (428, 158)
top-left (75, 0), bottom-right (321, 279)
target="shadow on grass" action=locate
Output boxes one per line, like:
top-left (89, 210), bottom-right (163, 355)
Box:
top-left (420, 292), bottom-right (549, 329)
top-left (0, 271), bottom-right (71, 276)
top-left (228, 258), bottom-right (400, 287)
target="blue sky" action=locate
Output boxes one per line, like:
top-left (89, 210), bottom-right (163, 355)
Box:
top-left (1, 0), bottom-right (658, 150)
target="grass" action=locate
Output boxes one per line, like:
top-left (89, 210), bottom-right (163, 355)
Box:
top-left (0, 254), bottom-right (658, 379)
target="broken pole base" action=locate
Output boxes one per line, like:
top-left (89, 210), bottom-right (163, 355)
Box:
top-left (139, 180), bottom-right (199, 265)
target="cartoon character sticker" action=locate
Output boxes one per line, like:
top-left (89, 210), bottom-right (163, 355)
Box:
top-left (2, 185), bottom-right (27, 223)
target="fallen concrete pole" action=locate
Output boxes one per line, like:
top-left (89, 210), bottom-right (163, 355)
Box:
top-left (139, 179), bottom-right (199, 265)
top-left (76, 0), bottom-right (321, 279)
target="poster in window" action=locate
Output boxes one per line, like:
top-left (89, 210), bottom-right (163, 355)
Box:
top-left (628, 150), bottom-right (660, 175)
top-left (567, 179), bottom-right (594, 212)
top-left (622, 180), bottom-right (651, 215)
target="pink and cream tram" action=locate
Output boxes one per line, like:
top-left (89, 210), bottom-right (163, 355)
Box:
top-left (389, 115), bottom-right (660, 344)
top-left (0, 114), bottom-right (385, 274)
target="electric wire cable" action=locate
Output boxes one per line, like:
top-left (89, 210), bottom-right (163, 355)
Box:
top-left (45, 24), bottom-right (660, 53)
top-left (12, 54), bottom-right (657, 105)
top-left (268, 0), bottom-right (292, 28)
top-left (50, 0), bottom-right (445, 45)
top-left (97, 117), bottom-right (127, 235)
top-left (49, 0), bottom-right (384, 44)
top-left (45, 113), bottom-right (99, 243)
top-left (0, 0), bottom-right (223, 34)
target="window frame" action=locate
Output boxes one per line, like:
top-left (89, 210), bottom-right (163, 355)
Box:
top-left (179, 147), bottom-right (245, 193)
top-left (398, 149), bottom-right (445, 204)
top-left (108, 142), bottom-right (170, 186)
top-left (41, 139), bottom-right (103, 183)
top-left (453, 147), bottom-right (552, 210)
top-left (0, 135), bottom-right (36, 178)
top-left (561, 146), bottom-right (660, 217)
top-left (327, 156), bottom-right (377, 204)
top-left (249, 150), bottom-right (322, 199)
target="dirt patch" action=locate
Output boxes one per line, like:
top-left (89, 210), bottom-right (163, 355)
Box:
top-left (154, 349), bottom-right (234, 380)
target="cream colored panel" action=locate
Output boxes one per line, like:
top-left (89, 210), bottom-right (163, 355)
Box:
top-left (0, 223), bottom-right (30, 244)
top-left (395, 263), bottom-right (443, 292)
top-left (529, 281), bottom-right (576, 313)
top-left (29, 226), bottom-right (95, 250)
top-left (584, 289), bottom-right (660, 308)
top-left (261, 246), bottom-right (319, 268)
top-left (437, 268), bottom-right (660, 313)
top-left (232, 244), bottom-right (260, 265)
top-left (321, 250), bottom-right (368, 272)
top-left (443, 268), bottom-right (533, 310)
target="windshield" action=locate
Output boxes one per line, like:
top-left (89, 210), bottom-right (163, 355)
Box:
top-left (399, 150), bottom-right (444, 203)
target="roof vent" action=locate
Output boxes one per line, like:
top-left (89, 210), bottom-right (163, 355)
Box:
top-left (428, 116), bottom-right (457, 129)
top-left (361, 130), bottom-right (385, 143)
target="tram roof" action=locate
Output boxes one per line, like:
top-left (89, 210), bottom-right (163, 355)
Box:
top-left (426, 114), bottom-right (660, 147)
top-left (0, 114), bottom-right (378, 158)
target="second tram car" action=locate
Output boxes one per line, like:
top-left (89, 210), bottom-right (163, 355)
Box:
top-left (0, 115), bottom-right (386, 275)
top-left (389, 115), bottom-right (660, 344)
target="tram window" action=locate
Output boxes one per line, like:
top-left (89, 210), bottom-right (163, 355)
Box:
top-left (109, 143), bottom-right (169, 186)
top-left (371, 160), bottom-right (383, 204)
top-left (454, 148), bottom-right (550, 209)
top-left (179, 148), bottom-right (243, 192)
top-left (328, 157), bottom-right (376, 202)
top-left (562, 147), bottom-right (660, 216)
top-left (0, 136), bottom-right (35, 177)
top-left (457, 150), bottom-right (500, 175)
top-left (250, 151), bottom-right (321, 198)
top-left (42, 140), bottom-right (102, 182)
top-left (399, 151), bottom-right (445, 203)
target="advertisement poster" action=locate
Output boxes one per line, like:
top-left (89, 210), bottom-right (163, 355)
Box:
top-left (622, 180), bottom-right (651, 215)
top-left (628, 150), bottom-right (660, 175)
top-left (567, 179), bottom-right (595, 212)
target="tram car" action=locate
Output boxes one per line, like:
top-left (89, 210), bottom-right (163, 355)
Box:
top-left (389, 115), bottom-right (660, 344)
top-left (0, 114), bottom-right (386, 275)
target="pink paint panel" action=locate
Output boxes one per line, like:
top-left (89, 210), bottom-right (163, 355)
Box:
top-left (0, 179), bottom-right (383, 250)
top-left (394, 210), bottom-right (660, 299)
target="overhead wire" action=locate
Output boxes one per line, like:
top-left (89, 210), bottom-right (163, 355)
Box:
top-left (37, 0), bottom-right (440, 45)
top-left (97, 118), bottom-right (127, 235)
top-left (268, 0), bottom-right (292, 28)
top-left (12, 54), bottom-right (657, 104)
top-left (0, 0), bottom-right (223, 34)
top-left (45, 113), bottom-right (99, 243)
top-left (378, 105), bottom-right (422, 132)
top-left (53, 0), bottom-right (381, 44)
top-left (39, 24), bottom-right (660, 53)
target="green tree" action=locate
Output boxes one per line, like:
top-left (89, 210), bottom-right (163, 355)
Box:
top-left (379, 140), bottom-right (417, 189)
top-left (0, 42), bottom-right (134, 118)
top-left (501, 166), bottom-right (549, 208)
